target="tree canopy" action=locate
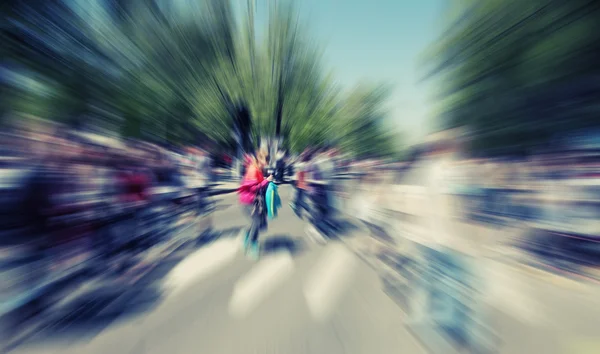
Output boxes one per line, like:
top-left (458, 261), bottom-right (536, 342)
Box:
top-left (1, 0), bottom-right (398, 158)
top-left (425, 0), bottom-right (600, 156)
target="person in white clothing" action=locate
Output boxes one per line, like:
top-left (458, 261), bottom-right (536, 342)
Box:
top-left (406, 129), bottom-right (492, 352)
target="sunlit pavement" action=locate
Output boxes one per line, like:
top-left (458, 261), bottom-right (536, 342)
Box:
top-left (10, 186), bottom-right (425, 354)
top-left (10, 185), bottom-right (600, 354)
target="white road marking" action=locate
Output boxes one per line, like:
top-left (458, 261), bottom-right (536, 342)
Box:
top-left (229, 252), bottom-right (295, 318)
top-left (162, 238), bottom-right (239, 298)
top-left (303, 244), bottom-right (357, 321)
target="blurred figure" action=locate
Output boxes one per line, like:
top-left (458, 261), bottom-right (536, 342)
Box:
top-left (291, 149), bottom-right (313, 217)
top-left (303, 148), bottom-right (335, 244)
top-left (154, 154), bottom-right (184, 188)
top-left (20, 136), bottom-right (68, 252)
top-left (274, 149), bottom-right (286, 183)
top-left (353, 170), bottom-right (387, 233)
top-left (237, 148), bottom-right (273, 259)
top-left (112, 160), bottom-right (151, 253)
top-left (116, 162), bottom-right (150, 204)
top-left (195, 150), bottom-right (212, 183)
top-left (403, 129), bottom-right (491, 351)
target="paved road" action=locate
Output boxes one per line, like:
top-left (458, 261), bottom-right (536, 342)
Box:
top-left (10, 185), bottom-right (600, 354)
top-left (11, 186), bottom-right (425, 354)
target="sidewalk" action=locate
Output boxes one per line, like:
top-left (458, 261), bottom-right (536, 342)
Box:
top-left (336, 219), bottom-right (600, 353)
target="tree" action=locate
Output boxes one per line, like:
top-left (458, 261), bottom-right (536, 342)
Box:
top-left (2, 0), bottom-right (401, 158)
top-left (426, 0), bottom-right (600, 156)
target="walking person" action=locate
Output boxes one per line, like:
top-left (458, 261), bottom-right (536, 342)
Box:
top-left (405, 130), bottom-right (496, 352)
top-left (291, 150), bottom-right (313, 217)
top-left (302, 149), bottom-right (332, 244)
top-left (274, 149), bottom-right (286, 183)
top-left (237, 149), bottom-right (273, 258)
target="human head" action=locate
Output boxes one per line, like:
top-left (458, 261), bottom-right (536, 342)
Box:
top-left (254, 148), bottom-right (268, 167)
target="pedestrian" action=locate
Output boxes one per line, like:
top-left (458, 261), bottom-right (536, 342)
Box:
top-left (405, 129), bottom-right (493, 352)
top-left (291, 150), bottom-right (313, 217)
top-left (302, 149), bottom-right (333, 244)
top-left (274, 149), bottom-right (286, 183)
top-left (237, 148), bottom-right (273, 258)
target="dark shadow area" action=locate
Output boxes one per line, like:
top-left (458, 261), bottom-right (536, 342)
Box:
top-left (12, 286), bottom-right (164, 350)
top-left (516, 228), bottom-right (600, 283)
top-left (192, 226), bottom-right (243, 248)
top-left (194, 230), bottom-right (221, 248)
top-left (261, 234), bottom-right (304, 255)
top-left (8, 253), bottom-right (190, 351)
top-left (207, 188), bottom-right (238, 197)
top-left (216, 226), bottom-right (244, 238)
top-left (333, 219), bottom-right (361, 236)
top-left (6, 225), bottom-right (255, 352)
top-left (360, 221), bottom-right (396, 245)
top-left (317, 218), bottom-right (361, 240)
top-left (205, 226), bottom-right (243, 242)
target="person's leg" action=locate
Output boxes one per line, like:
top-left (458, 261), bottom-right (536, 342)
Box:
top-left (241, 205), bottom-right (255, 248)
top-left (308, 189), bottom-right (329, 243)
top-left (293, 188), bottom-right (309, 220)
top-left (297, 188), bottom-right (307, 211)
top-left (442, 249), bottom-right (478, 349)
top-left (292, 188), bottom-right (302, 210)
top-left (321, 185), bottom-right (339, 234)
top-left (245, 205), bottom-right (262, 258)
top-left (249, 210), bottom-right (261, 244)
top-left (408, 244), bottom-right (436, 322)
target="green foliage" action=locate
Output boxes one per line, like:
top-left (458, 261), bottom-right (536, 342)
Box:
top-left (427, 0), bottom-right (600, 156)
top-left (2, 0), bottom-right (399, 157)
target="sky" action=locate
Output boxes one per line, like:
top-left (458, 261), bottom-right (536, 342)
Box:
top-left (297, 0), bottom-right (447, 144)
top-left (230, 0), bottom-right (447, 144)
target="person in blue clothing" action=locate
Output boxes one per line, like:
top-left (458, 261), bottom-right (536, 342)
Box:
top-left (265, 180), bottom-right (281, 220)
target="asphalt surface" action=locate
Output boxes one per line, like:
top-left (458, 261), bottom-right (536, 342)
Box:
top-left (10, 186), bottom-right (425, 354)
top-left (9, 185), bottom-right (600, 354)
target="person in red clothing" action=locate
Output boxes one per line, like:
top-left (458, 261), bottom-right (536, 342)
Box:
top-left (116, 164), bottom-right (149, 204)
top-left (237, 149), bottom-right (272, 257)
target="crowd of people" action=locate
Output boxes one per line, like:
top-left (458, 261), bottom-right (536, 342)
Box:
top-left (2, 118), bottom-right (598, 350)
top-left (1, 122), bottom-right (213, 243)
top-left (0, 120), bottom-right (221, 341)
top-left (271, 130), bottom-right (599, 352)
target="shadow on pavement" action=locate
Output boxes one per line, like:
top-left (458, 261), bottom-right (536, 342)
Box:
top-left (10, 226), bottom-right (245, 351)
top-left (315, 218), bottom-right (361, 241)
top-left (193, 226), bottom-right (245, 248)
top-left (16, 281), bottom-right (166, 349)
top-left (262, 234), bottom-right (304, 255)
top-left (212, 226), bottom-right (244, 239)
top-left (359, 221), bottom-right (396, 245)
top-left (333, 219), bottom-right (361, 237)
